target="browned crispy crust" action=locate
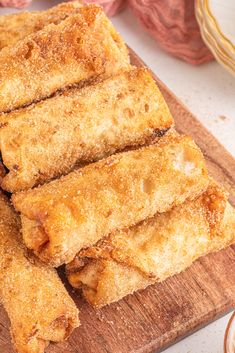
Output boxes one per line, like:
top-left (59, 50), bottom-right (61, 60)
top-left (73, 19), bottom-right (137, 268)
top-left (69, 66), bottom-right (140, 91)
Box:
top-left (0, 68), bottom-right (173, 192)
top-left (66, 181), bottom-right (235, 307)
top-left (0, 191), bottom-right (79, 353)
top-left (0, 4), bottom-right (130, 113)
top-left (12, 133), bottom-right (209, 267)
top-left (0, 1), bottom-right (83, 50)
top-left (0, 160), bottom-right (6, 184)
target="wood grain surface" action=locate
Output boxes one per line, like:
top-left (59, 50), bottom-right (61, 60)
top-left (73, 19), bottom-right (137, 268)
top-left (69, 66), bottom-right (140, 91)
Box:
top-left (1, 48), bottom-right (235, 353)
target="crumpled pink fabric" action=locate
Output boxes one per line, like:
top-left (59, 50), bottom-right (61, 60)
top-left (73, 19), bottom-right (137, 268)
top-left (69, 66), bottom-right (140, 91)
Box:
top-left (0, 0), bottom-right (31, 8)
top-left (69, 0), bottom-right (126, 16)
top-left (128, 0), bottom-right (214, 65)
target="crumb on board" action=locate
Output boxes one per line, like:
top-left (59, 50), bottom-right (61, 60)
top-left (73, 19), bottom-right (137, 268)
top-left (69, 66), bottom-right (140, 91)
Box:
top-left (218, 115), bottom-right (227, 121)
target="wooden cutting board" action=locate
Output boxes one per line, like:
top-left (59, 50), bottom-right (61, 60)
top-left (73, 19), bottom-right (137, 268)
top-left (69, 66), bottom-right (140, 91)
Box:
top-left (1, 49), bottom-right (235, 353)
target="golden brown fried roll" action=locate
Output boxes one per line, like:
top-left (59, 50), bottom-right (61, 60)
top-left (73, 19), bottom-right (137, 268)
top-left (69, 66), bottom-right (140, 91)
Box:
top-left (0, 1), bottom-right (82, 50)
top-left (66, 182), bottom-right (235, 307)
top-left (0, 192), bottom-right (79, 353)
top-left (12, 134), bottom-right (209, 267)
top-left (0, 68), bottom-right (173, 192)
top-left (0, 4), bottom-right (130, 113)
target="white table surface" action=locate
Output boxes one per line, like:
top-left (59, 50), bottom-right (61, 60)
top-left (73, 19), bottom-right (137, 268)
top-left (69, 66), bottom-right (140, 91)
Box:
top-left (1, 3), bottom-right (235, 353)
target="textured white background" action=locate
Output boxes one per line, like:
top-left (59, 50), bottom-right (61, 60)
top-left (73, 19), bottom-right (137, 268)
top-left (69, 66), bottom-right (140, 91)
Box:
top-left (1, 3), bottom-right (235, 353)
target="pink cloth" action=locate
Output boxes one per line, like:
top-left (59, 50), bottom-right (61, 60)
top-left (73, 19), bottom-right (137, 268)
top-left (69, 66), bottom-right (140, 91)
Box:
top-left (0, 0), bottom-right (31, 8)
top-left (128, 0), bottom-right (213, 65)
top-left (69, 0), bottom-right (126, 16)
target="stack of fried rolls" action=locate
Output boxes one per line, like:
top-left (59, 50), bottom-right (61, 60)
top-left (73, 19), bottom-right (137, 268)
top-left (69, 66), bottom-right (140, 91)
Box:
top-left (0, 2), bottom-right (234, 353)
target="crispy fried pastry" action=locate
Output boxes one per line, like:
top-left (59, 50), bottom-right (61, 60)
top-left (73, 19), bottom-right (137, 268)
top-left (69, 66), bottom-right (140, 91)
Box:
top-left (0, 4), bottom-right (130, 113)
top-left (0, 191), bottom-right (79, 353)
top-left (12, 134), bottom-right (209, 267)
top-left (0, 1), bottom-right (82, 50)
top-left (66, 182), bottom-right (235, 307)
top-left (0, 161), bottom-right (5, 183)
top-left (0, 68), bottom-right (173, 192)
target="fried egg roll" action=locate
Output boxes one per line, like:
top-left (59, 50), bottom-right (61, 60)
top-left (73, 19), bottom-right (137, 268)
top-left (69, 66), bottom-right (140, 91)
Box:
top-left (0, 4), bottom-right (130, 113)
top-left (0, 68), bottom-right (173, 192)
top-left (0, 192), bottom-right (79, 353)
top-left (66, 182), bottom-right (235, 307)
top-left (0, 1), bottom-right (82, 50)
top-left (12, 134), bottom-right (209, 267)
